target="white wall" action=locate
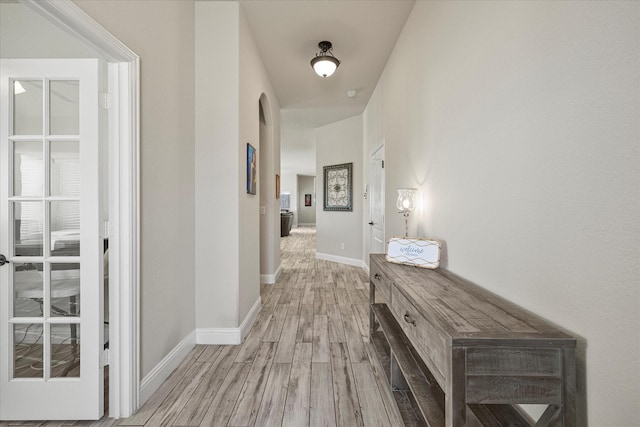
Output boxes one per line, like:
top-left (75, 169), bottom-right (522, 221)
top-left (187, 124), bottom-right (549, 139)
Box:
top-left (297, 175), bottom-right (316, 225)
top-left (238, 5), bottom-right (281, 320)
top-left (75, 0), bottom-right (196, 378)
top-left (0, 3), bottom-right (96, 58)
top-left (194, 2), bottom-right (240, 330)
top-left (193, 1), bottom-right (281, 331)
top-left (316, 115), bottom-right (363, 263)
top-left (281, 125), bottom-right (316, 177)
top-left (364, 1), bottom-right (640, 424)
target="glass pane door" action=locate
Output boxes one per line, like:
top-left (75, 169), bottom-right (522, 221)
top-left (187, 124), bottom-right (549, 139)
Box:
top-left (1, 59), bottom-right (102, 421)
top-left (10, 78), bottom-right (82, 381)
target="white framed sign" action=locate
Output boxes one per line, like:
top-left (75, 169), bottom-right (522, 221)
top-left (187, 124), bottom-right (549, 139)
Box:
top-left (386, 237), bottom-right (441, 269)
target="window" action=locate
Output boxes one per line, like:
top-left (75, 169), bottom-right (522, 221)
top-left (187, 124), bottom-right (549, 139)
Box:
top-left (280, 192), bottom-right (291, 210)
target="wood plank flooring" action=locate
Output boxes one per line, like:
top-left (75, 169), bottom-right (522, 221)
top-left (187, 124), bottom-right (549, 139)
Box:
top-left (3, 226), bottom-right (403, 426)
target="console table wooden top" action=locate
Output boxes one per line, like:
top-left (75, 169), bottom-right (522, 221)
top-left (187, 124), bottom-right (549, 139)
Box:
top-left (371, 253), bottom-right (575, 345)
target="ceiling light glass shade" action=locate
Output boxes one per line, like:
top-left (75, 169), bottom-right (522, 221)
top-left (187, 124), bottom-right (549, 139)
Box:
top-left (396, 188), bottom-right (417, 212)
top-left (311, 41), bottom-right (340, 78)
top-left (311, 56), bottom-right (339, 78)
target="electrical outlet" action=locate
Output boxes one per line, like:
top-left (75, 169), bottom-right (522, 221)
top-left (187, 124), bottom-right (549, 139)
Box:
top-left (341, 243), bottom-right (345, 250)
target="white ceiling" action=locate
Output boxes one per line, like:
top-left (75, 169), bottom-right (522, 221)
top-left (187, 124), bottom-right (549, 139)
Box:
top-left (240, 0), bottom-right (415, 175)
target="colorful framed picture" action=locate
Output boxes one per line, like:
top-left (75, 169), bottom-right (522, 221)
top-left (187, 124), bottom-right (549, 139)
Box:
top-left (247, 143), bottom-right (257, 195)
top-left (323, 162), bottom-right (352, 211)
top-left (305, 194), bottom-right (312, 206)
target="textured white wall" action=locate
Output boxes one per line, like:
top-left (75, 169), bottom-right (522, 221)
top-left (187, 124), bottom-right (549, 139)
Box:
top-left (75, 0), bottom-right (196, 377)
top-left (316, 116), bottom-right (363, 262)
top-left (364, 1), bottom-right (639, 424)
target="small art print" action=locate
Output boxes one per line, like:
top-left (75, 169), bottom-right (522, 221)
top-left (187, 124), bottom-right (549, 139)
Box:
top-left (247, 143), bottom-right (257, 195)
top-left (305, 194), bottom-right (312, 206)
top-left (323, 162), bottom-right (352, 211)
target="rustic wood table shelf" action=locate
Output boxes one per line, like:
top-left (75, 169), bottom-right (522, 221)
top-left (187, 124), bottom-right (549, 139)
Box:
top-left (369, 254), bottom-right (577, 427)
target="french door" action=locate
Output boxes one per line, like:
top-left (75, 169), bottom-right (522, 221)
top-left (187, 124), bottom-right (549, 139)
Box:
top-left (0, 59), bottom-right (104, 420)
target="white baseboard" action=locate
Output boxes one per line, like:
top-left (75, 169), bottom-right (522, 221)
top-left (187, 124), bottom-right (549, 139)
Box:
top-left (260, 263), bottom-right (282, 284)
top-left (297, 223), bottom-right (316, 227)
top-left (196, 297), bottom-right (262, 345)
top-left (196, 327), bottom-right (241, 345)
top-left (139, 330), bottom-right (196, 405)
top-left (240, 297), bottom-right (262, 341)
top-left (363, 262), bottom-right (370, 276)
top-left (316, 252), bottom-right (366, 269)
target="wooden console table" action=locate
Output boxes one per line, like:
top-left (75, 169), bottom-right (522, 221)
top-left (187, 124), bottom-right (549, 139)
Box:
top-left (369, 254), bottom-right (576, 427)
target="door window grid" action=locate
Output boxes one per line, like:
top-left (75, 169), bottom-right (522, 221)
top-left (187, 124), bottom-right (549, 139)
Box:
top-left (8, 77), bottom-right (81, 381)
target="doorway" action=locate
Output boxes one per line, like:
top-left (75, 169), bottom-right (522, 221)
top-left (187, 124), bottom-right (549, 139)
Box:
top-left (0, 58), bottom-right (104, 420)
top-left (369, 144), bottom-right (385, 255)
top-left (0, 0), bottom-right (140, 420)
top-left (297, 175), bottom-right (316, 226)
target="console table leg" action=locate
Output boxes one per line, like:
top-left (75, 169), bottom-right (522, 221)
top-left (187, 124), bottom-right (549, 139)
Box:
top-left (369, 282), bottom-right (376, 338)
top-left (446, 347), bottom-right (466, 427)
top-left (562, 347), bottom-right (577, 427)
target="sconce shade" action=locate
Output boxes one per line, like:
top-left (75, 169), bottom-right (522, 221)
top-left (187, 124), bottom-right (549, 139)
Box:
top-left (396, 188), bottom-right (417, 212)
top-left (311, 41), bottom-right (340, 78)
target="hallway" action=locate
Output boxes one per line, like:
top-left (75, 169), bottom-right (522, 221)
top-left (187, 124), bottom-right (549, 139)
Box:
top-left (120, 226), bottom-right (404, 426)
top-left (3, 227), bottom-right (409, 426)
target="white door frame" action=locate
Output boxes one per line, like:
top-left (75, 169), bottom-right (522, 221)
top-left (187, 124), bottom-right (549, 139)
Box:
top-left (369, 143), bottom-right (385, 256)
top-left (20, 0), bottom-right (141, 418)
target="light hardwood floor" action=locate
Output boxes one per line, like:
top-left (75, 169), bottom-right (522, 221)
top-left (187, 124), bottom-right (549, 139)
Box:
top-left (4, 227), bottom-right (408, 427)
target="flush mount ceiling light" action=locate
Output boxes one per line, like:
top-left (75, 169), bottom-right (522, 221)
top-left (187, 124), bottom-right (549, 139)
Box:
top-left (310, 41), bottom-right (341, 78)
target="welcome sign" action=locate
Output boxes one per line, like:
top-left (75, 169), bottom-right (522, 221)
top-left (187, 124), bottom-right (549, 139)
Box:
top-left (386, 237), bottom-right (441, 269)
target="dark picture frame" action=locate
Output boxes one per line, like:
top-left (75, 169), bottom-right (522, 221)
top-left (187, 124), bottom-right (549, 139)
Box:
top-left (305, 194), bottom-right (312, 207)
top-left (247, 143), bottom-right (257, 195)
top-left (323, 162), bottom-right (353, 211)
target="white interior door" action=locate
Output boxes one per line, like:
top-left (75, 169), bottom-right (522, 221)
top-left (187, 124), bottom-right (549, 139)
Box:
top-left (0, 59), bottom-right (103, 420)
top-left (370, 145), bottom-right (385, 254)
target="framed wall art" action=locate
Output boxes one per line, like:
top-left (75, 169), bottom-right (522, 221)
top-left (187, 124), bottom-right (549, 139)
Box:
top-left (323, 162), bottom-right (352, 211)
top-left (247, 143), bottom-right (257, 195)
top-left (305, 194), bottom-right (312, 206)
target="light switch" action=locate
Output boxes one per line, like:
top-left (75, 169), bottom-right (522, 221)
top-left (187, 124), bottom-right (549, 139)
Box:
top-left (260, 206), bottom-right (266, 215)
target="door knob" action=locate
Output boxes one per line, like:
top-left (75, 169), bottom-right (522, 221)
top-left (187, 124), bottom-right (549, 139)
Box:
top-left (368, 221), bottom-right (374, 225)
top-left (0, 254), bottom-right (8, 266)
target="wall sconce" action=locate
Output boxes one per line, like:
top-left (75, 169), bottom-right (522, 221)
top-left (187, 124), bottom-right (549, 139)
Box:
top-left (397, 188), bottom-right (417, 237)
